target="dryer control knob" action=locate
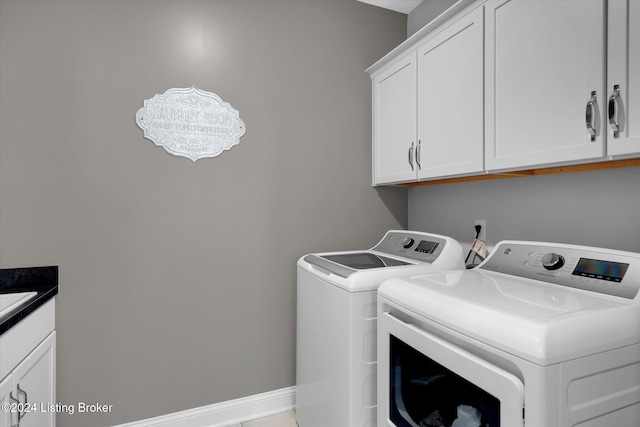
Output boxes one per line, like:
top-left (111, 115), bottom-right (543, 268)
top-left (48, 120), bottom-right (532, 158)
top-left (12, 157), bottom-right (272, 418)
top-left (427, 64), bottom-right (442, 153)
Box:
top-left (400, 237), bottom-right (415, 249)
top-left (542, 253), bottom-right (565, 270)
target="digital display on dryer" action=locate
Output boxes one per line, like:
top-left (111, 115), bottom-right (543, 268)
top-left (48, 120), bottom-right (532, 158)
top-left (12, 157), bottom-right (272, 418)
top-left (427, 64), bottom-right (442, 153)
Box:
top-left (415, 240), bottom-right (438, 254)
top-left (572, 258), bottom-right (629, 283)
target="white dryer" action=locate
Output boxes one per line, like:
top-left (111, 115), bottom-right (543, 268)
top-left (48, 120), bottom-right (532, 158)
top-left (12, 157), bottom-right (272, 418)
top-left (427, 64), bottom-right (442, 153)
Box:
top-left (296, 230), bottom-right (465, 427)
top-left (377, 240), bottom-right (640, 427)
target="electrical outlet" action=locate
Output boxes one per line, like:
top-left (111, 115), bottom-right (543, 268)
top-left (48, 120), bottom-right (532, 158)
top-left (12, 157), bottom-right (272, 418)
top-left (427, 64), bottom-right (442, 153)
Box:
top-left (474, 219), bottom-right (486, 242)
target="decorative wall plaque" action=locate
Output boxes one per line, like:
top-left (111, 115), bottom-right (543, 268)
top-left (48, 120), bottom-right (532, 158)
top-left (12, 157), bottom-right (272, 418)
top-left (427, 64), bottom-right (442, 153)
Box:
top-left (136, 86), bottom-right (245, 162)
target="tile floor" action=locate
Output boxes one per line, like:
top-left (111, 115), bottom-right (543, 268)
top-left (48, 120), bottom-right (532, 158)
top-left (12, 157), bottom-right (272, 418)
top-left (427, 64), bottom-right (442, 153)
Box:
top-left (225, 410), bottom-right (298, 427)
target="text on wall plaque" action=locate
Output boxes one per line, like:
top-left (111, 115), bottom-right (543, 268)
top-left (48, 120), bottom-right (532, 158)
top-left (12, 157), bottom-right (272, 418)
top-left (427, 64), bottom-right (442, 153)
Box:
top-left (136, 86), bottom-right (245, 162)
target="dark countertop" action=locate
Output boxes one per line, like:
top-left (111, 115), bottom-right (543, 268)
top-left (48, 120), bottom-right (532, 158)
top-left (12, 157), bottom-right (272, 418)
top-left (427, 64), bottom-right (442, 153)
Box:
top-left (0, 266), bottom-right (58, 335)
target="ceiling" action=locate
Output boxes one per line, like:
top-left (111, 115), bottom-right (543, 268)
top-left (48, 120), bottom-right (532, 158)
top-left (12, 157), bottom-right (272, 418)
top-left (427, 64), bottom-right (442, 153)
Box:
top-left (357, 0), bottom-right (423, 14)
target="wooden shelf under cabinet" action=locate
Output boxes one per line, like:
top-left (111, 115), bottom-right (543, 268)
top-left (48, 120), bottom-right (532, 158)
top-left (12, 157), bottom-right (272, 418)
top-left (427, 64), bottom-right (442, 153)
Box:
top-left (401, 158), bottom-right (640, 187)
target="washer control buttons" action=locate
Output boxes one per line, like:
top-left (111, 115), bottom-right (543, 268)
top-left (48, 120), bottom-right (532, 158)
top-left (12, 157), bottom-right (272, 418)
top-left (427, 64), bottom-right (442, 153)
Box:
top-left (542, 253), bottom-right (565, 271)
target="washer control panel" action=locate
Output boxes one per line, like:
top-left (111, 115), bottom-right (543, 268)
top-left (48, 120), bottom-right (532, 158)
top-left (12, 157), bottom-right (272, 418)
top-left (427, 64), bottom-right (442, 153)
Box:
top-left (372, 231), bottom-right (448, 263)
top-left (480, 241), bottom-right (640, 300)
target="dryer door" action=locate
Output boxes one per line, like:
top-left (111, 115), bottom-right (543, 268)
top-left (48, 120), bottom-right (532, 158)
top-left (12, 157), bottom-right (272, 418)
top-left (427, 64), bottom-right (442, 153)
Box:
top-left (379, 312), bottom-right (525, 427)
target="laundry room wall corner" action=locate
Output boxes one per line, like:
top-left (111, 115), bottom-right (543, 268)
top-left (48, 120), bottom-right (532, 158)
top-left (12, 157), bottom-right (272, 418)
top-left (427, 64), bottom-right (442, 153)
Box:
top-left (375, 186), bottom-right (409, 229)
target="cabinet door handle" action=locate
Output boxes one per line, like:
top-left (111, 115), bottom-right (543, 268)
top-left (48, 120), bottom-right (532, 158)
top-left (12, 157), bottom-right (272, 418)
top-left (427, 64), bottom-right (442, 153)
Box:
top-left (585, 91), bottom-right (597, 142)
top-left (608, 84), bottom-right (620, 138)
top-left (17, 384), bottom-right (28, 419)
top-left (9, 392), bottom-right (20, 427)
top-left (416, 140), bottom-right (422, 170)
top-left (408, 142), bottom-right (415, 171)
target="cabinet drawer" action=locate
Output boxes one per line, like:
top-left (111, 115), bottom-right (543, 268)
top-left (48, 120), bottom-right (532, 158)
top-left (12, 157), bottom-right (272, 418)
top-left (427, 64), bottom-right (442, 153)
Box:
top-left (0, 299), bottom-right (55, 380)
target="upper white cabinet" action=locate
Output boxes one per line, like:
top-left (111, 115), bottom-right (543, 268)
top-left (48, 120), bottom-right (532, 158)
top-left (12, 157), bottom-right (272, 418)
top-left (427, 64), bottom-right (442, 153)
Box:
top-left (485, 0), bottom-right (607, 171)
top-left (607, 0), bottom-right (640, 156)
top-left (370, 6), bottom-right (484, 185)
top-left (372, 51), bottom-right (418, 185)
top-left (369, 0), bottom-right (639, 185)
top-left (417, 6), bottom-right (484, 179)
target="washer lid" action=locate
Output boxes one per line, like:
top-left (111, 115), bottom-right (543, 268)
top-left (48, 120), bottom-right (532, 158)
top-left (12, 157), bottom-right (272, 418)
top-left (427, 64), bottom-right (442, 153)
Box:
top-left (379, 269), bottom-right (640, 366)
top-left (305, 253), bottom-right (410, 278)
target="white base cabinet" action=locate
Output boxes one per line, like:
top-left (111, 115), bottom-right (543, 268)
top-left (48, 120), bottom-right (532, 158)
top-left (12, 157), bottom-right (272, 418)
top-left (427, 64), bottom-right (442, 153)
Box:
top-left (0, 301), bottom-right (56, 427)
top-left (0, 375), bottom-right (17, 427)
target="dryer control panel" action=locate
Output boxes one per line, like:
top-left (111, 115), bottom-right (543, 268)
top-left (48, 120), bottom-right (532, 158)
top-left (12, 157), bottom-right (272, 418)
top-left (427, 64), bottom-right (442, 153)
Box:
top-left (480, 241), bottom-right (640, 300)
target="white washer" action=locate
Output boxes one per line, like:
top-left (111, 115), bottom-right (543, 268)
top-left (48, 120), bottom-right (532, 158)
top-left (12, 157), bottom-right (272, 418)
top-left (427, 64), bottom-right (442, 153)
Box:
top-left (378, 240), bottom-right (640, 427)
top-left (296, 230), bottom-right (465, 427)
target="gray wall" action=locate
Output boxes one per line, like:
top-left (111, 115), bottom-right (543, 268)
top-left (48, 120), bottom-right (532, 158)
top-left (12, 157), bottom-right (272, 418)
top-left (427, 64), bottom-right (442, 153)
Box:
top-left (0, 1), bottom-right (407, 426)
top-left (409, 167), bottom-right (640, 252)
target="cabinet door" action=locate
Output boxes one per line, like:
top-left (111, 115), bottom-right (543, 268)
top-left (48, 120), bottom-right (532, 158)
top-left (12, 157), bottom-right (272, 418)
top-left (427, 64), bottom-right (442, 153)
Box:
top-left (0, 374), bottom-right (17, 427)
top-left (12, 332), bottom-right (56, 427)
top-left (607, 0), bottom-right (640, 156)
top-left (372, 52), bottom-right (418, 185)
top-left (485, 0), bottom-right (606, 171)
top-left (417, 6), bottom-right (484, 179)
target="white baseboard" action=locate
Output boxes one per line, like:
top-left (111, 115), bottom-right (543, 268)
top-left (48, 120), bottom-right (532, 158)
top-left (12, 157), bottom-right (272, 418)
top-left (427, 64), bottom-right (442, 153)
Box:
top-left (112, 386), bottom-right (296, 427)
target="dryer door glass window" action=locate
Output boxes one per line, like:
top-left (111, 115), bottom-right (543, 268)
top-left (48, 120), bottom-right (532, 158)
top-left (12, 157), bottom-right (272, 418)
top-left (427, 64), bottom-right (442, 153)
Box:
top-left (379, 312), bottom-right (525, 427)
top-left (390, 335), bottom-right (500, 427)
